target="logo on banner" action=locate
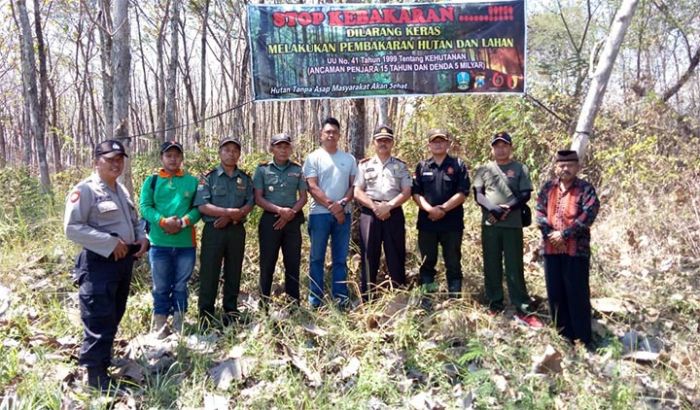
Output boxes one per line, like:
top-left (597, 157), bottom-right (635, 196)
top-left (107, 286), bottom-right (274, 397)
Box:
top-left (456, 72), bottom-right (471, 90)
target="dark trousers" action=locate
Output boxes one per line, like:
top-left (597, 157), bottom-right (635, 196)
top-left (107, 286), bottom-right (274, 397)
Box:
top-left (417, 230), bottom-right (463, 293)
top-left (75, 249), bottom-right (133, 368)
top-left (199, 222), bottom-right (245, 318)
top-left (359, 206), bottom-right (406, 296)
top-left (481, 225), bottom-right (530, 311)
top-left (544, 254), bottom-right (592, 344)
top-left (258, 212), bottom-right (303, 301)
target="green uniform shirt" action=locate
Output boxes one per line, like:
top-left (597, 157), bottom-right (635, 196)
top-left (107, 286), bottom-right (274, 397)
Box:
top-left (139, 170), bottom-right (201, 248)
top-left (473, 161), bottom-right (532, 228)
top-left (193, 165), bottom-right (254, 223)
top-left (252, 159), bottom-right (306, 208)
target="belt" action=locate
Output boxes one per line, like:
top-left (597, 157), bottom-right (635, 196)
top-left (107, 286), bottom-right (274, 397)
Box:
top-left (360, 205), bottom-right (403, 215)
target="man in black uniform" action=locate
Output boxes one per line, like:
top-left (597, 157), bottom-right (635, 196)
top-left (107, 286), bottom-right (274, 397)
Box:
top-left (64, 139), bottom-right (149, 392)
top-left (412, 129), bottom-right (470, 300)
top-left (354, 125), bottom-right (412, 299)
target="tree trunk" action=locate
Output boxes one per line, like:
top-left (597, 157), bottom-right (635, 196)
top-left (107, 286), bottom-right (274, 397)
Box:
top-left (134, 9), bottom-right (155, 134)
top-left (662, 46), bottom-right (700, 103)
top-left (156, 0), bottom-right (170, 142)
top-left (376, 98), bottom-right (389, 126)
top-left (48, 80), bottom-right (62, 173)
top-left (197, 0), bottom-right (209, 145)
top-left (0, 122), bottom-right (6, 169)
top-left (164, 0), bottom-right (180, 142)
top-left (571, 0), bottom-right (640, 162)
top-left (112, 0), bottom-right (132, 193)
top-left (14, 0), bottom-right (51, 192)
top-left (179, 19), bottom-right (198, 144)
top-left (99, 0), bottom-right (114, 139)
top-left (348, 99), bottom-right (366, 160)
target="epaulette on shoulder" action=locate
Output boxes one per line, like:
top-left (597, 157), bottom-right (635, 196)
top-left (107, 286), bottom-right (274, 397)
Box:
top-left (259, 160), bottom-right (269, 166)
top-left (290, 160), bottom-right (302, 167)
top-left (393, 157), bottom-right (406, 164)
top-left (359, 157), bottom-right (371, 164)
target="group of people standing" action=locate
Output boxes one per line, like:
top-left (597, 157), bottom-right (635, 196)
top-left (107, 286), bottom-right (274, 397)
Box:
top-left (64, 117), bottom-right (599, 392)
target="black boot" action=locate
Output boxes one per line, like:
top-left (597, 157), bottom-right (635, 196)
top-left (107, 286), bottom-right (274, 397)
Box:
top-left (447, 279), bottom-right (462, 298)
top-left (87, 365), bottom-right (110, 390)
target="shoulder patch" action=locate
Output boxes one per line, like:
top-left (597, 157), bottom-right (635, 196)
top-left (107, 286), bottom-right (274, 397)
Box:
top-left (69, 191), bottom-right (80, 203)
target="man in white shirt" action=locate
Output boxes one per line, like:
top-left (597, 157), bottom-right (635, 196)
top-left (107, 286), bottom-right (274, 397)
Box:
top-left (302, 117), bottom-right (358, 308)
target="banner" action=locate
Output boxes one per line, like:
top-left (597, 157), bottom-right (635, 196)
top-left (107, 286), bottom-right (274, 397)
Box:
top-left (247, 1), bottom-right (526, 100)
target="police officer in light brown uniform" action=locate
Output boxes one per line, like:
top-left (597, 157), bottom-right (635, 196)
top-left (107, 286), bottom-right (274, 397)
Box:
top-left (354, 125), bottom-right (412, 299)
top-left (64, 139), bottom-right (149, 392)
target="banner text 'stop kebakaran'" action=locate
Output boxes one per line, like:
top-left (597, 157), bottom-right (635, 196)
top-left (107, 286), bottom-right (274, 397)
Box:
top-left (247, 1), bottom-right (526, 101)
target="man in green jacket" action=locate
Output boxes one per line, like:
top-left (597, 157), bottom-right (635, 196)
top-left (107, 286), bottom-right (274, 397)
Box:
top-left (140, 141), bottom-right (201, 337)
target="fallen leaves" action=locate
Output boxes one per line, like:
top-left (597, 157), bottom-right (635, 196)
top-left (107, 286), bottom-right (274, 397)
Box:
top-left (531, 345), bottom-right (563, 375)
top-left (280, 342), bottom-right (322, 387)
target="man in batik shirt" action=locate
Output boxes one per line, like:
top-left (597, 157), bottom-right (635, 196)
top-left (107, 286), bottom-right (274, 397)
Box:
top-left (536, 150), bottom-right (600, 346)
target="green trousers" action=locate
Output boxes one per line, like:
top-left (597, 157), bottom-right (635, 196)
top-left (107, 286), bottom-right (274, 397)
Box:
top-left (198, 222), bottom-right (245, 318)
top-left (481, 225), bottom-right (530, 311)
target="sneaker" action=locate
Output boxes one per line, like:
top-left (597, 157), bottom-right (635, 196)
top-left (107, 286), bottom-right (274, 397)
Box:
top-left (514, 312), bottom-right (544, 328)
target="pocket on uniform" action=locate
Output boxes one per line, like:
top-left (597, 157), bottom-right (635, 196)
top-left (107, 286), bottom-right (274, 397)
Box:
top-left (95, 200), bottom-right (122, 227)
top-left (213, 186), bottom-right (227, 196)
top-left (78, 281), bottom-right (113, 318)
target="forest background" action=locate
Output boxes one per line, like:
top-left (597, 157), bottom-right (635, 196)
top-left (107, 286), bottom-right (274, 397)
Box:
top-left (0, 0), bottom-right (699, 408)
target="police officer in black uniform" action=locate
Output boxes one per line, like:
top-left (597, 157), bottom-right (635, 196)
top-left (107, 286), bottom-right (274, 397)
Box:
top-left (64, 139), bottom-right (149, 392)
top-left (412, 129), bottom-right (470, 300)
top-left (354, 125), bottom-right (412, 299)
top-left (253, 133), bottom-right (307, 303)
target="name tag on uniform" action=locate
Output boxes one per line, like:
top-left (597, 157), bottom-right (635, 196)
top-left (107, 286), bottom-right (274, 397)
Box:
top-left (288, 172), bottom-right (300, 178)
top-left (422, 171), bottom-right (434, 176)
top-left (97, 200), bottom-right (118, 213)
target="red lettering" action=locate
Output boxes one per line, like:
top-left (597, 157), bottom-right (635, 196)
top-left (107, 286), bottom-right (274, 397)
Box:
top-left (272, 11), bottom-right (325, 27)
top-left (440, 6), bottom-right (455, 22)
top-left (297, 12), bottom-right (312, 26)
top-left (272, 12), bottom-right (286, 27)
top-left (413, 8), bottom-right (427, 24)
top-left (369, 9), bottom-right (384, 24)
top-left (383, 9), bottom-right (398, 24)
top-left (356, 10), bottom-right (369, 25)
top-left (328, 10), bottom-right (343, 25)
top-left (397, 9), bottom-right (410, 24)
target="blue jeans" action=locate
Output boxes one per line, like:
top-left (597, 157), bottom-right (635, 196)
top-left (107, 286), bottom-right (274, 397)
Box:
top-left (307, 213), bottom-right (351, 306)
top-left (149, 246), bottom-right (196, 315)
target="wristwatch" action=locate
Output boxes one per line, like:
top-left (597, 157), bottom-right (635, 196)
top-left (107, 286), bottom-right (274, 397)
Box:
top-left (339, 198), bottom-right (348, 207)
